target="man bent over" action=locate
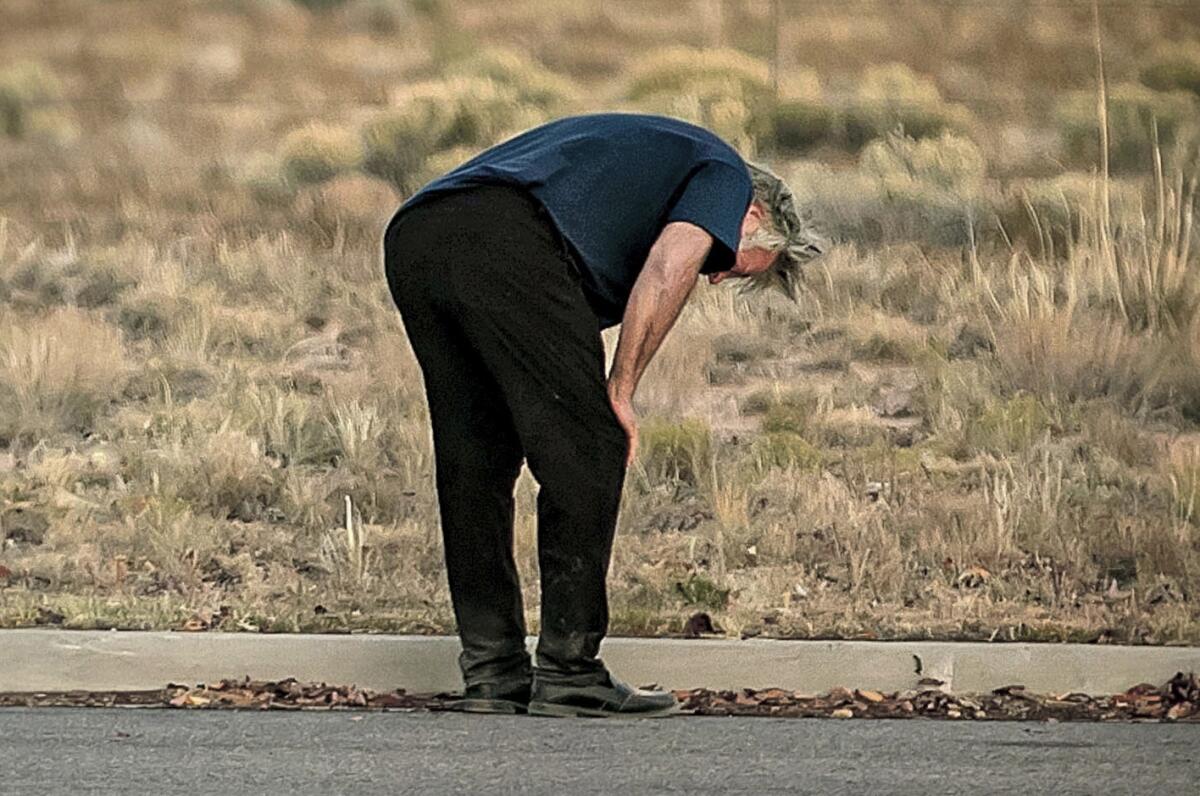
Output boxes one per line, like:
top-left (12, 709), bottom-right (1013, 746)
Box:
top-left (382, 113), bottom-right (821, 717)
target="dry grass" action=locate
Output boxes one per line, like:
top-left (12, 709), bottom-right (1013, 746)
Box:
top-left (1, 0), bottom-right (1200, 643)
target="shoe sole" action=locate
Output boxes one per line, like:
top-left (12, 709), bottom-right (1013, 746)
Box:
top-left (526, 700), bottom-right (680, 719)
top-left (442, 698), bottom-right (527, 715)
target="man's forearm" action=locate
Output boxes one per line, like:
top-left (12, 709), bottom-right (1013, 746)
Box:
top-left (608, 223), bottom-right (712, 401)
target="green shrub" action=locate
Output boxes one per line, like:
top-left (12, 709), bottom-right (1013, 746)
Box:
top-left (639, 417), bottom-right (713, 485)
top-left (123, 363), bottom-right (216, 404)
top-left (843, 64), bottom-right (971, 149)
top-left (350, 0), bottom-right (404, 34)
top-left (750, 392), bottom-right (830, 468)
top-left (848, 440), bottom-right (922, 476)
top-left (752, 431), bottom-right (823, 471)
top-left (361, 109), bottom-right (441, 192)
top-left (769, 100), bottom-right (836, 152)
top-left (626, 47), bottom-right (772, 103)
top-left (362, 78), bottom-right (541, 192)
top-left (629, 76), bottom-right (763, 154)
top-left (237, 153), bottom-right (294, 206)
top-left (1059, 83), bottom-right (1199, 172)
top-left (969, 394), bottom-right (1055, 454)
top-left (449, 49), bottom-right (578, 111)
top-left (675, 573), bottom-right (730, 610)
top-left (844, 103), bottom-right (966, 149)
top-left (1140, 43), bottom-right (1200, 99)
top-left (279, 124), bottom-right (361, 186)
top-left (415, 146), bottom-right (482, 186)
top-left (75, 267), bottom-right (135, 309)
top-left (3, 257), bottom-right (134, 311)
top-left (851, 331), bottom-right (923, 363)
top-left (1000, 174), bottom-right (1142, 255)
top-left (625, 48), bottom-right (774, 152)
top-left (879, 265), bottom-right (942, 322)
top-left (843, 132), bottom-right (991, 247)
top-left (0, 61), bottom-right (68, 140)
top-left (711, 332), bottom-right (769, 364)
top-left (739, 390), bottom-right (774, 416)
top-left (1080, 402), bottom-right (1157, 469)
top-left (290, 0), bottom-right (351, 11)
top-left (787, 159), bottom-right (986, 248)
top-left (760, 394), bottom-right (820, 436)
top-left (859, 131), bottom-right (985, 193)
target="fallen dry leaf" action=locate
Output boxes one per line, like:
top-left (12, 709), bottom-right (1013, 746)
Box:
top-left (3, 673), bottom-right (1200, 723)
top-left (181, 611), bottom-right (212, 632)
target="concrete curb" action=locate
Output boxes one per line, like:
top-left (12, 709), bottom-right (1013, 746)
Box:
top-left (3, 630), bottom-right (1199, 695)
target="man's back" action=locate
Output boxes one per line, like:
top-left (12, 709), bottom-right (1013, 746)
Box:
top-left (391, 113), bottom-right (754, 327)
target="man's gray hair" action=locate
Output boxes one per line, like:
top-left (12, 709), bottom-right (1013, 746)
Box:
top-left (739, 161), bottom-right (824, 299)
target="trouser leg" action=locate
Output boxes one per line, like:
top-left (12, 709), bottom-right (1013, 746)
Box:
top-left (440, 189), bottom-right (629, 681)
top-left (384, 220), bottom-right (531, 688)
top-left (462, 293), bottom-right (626, 679)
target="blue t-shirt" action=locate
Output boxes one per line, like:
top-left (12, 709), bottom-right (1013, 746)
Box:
top-left (391, 113), bottom-right (753, 328)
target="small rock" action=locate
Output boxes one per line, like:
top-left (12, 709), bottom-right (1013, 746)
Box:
top-left (682, 611), bottom-right (718, 638)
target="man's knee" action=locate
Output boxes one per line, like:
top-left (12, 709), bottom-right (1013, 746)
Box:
top-left (525, 433), bottom-right (625, 508)
top-left (434, 442), bottom-right (522, 492)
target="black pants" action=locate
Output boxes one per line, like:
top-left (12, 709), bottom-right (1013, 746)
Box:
top-left (383, 185), bottom-right (627, 687)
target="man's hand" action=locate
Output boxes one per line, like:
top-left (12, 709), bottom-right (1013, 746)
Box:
top-left (607, 385), bottom-right (638, 466)
top-left (605, 222), bottom-right (713, 468)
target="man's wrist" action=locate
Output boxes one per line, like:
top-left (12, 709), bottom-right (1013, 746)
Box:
top-left (607, 378), bottom-right (635, 404)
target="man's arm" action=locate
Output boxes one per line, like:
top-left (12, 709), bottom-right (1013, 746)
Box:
top-left (607, 221), bottom-right (714, 464)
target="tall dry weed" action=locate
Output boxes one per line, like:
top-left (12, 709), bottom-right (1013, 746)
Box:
top-left (0, 308), bottom-right (128, 443)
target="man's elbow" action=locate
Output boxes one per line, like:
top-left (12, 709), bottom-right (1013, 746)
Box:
top-left (653, 222), bottom-right (714, 277)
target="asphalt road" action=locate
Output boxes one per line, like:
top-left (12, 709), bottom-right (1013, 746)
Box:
top-left (0, 709), bottom-right (1197, 795)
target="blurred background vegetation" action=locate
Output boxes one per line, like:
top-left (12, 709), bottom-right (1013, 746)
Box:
top-left (2, 0), bottom-right (1200, 645)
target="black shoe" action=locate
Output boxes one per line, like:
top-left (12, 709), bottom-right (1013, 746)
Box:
top-left (443, 681), bottom-right (531, 715)
top-left (527, 672), bottom-right (679, 718)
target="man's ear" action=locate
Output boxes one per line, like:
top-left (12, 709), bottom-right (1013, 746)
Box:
top-left (741, 201), bottom-right (767, 235)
